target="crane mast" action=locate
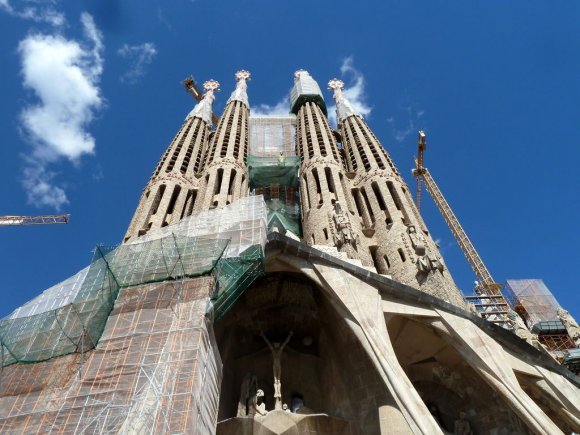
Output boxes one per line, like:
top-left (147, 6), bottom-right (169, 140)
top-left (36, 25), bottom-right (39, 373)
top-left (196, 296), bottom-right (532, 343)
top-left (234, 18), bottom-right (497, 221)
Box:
top-left (0, 214), bottom-right (70, 226)
top-left (412, 131), bottom-right (511, 326)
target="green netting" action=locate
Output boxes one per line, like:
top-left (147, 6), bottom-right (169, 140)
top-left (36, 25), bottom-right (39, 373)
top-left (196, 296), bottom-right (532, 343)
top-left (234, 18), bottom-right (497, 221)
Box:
top-left (248, 155), bottom-right (302, 236)
top-left (248, 155), bottom-right (300, 188)
top-left (0, 248), bottom-right (118, 366)
top-left (0, 235), bottom-right (231, 367)
top-left (210, 245), bottom-right (265, 322)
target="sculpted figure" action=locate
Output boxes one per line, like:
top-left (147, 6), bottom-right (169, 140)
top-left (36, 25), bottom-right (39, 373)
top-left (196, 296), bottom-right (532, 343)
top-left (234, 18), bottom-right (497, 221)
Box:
top-left (261, 331), bottom-right (293, 410)
top-left (408, 226), bottom-right (445, 274)
top-left (557, 308), bottom-right (580, 346)
top-left (278, 151), bottom-right (286, 166)
top-left (249, 389), bottom-right (268, 417)
top-left (507, 310), bottom-right (551, 355)
top-left (508, 310), bottom-right (534, 342)
top-left (453, 411), bottom-right (473, 435)
top-left (330, 202), bottom-right (359, 258)
top-left (237, 373), bottom-right (257, 417)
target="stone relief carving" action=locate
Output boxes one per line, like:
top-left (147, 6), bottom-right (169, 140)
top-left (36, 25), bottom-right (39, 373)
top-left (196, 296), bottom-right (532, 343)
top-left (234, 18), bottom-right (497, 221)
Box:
top-left (248, 389), bottom-right (268, 417)
top-left (237, 373), bottom-right (257, 417)
top-left (261, 331), bottom-right (293, 410)
top-left (408, 225), bottom-right (445, 274)
top-left (557, 308), bottom-right (580, 346)
top-left (453, 411), bottom-right (473, 435)
top-left (329, 201), bottom-right (359, 258)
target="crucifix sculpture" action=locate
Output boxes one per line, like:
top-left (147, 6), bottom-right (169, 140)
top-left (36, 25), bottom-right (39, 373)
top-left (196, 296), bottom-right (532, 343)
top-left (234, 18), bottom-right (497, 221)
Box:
top-left (261, 331), bottom-right (293, 410)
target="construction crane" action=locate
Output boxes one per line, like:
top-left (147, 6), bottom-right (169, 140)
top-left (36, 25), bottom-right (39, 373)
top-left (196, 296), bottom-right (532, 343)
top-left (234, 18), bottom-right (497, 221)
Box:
top-left (183, 76), bottom-right (220, 126)
top-left (412, 131), bottom-right (511, 326)
top-left (0, 214), bottom-right (70, 226)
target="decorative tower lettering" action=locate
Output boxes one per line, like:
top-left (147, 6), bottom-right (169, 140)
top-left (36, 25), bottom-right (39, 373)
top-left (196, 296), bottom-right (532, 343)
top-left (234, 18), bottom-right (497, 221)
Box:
top-left (196, 70), bottom-right (251, 211)
top-left (123, 79), bottom-right (219, 242)
top-left (328, 78), bottom-right (465, 306)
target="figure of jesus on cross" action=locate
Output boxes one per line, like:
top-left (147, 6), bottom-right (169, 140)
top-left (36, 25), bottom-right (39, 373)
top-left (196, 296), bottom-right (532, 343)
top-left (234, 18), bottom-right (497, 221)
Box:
top-left (261, 331), bottom-right (293, 410)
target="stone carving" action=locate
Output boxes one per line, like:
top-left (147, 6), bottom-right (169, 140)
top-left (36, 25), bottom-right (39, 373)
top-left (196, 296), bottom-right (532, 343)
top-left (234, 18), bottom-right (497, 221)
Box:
top-left (237, 373), bottom-right (257, 417)
top-left (507, 310), bottom-right (552, 356)
top-left (453, 411), bottom-right (473, 435)
top-left (408, 225), bottom-right (445, 274)
top-left (329, 202), bottom-right (359, 258)
top-left (248, 389), bottom-right (268, 417)
top-left (557, 308), bottom-right (580, 346)
top-left (261, 331), bottom-right (293, 410)
top-left (508, 310), bottom-right (534, 343)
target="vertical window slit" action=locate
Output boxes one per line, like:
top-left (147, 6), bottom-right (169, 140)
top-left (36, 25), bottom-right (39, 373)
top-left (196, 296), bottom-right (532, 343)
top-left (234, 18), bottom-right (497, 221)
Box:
top-left (166, 185), bottom-right (181, 215)
top-left (360, 188), bottom-right (375, 222)
top-left (228, 170), bottom-right (237, 196)
top-left (398, 248), bottom-right (406, 262)
top-left (150, 184), bottom-right (166, 216)
top-left (387, 181), bottom-right (402, 211)
top-left (324, 167), bottom-right (335, 194)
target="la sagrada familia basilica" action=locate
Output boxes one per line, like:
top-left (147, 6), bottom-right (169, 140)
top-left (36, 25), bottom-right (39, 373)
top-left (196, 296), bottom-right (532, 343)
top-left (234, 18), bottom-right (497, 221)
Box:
top-left (0, 69), bottom-right (578, 434)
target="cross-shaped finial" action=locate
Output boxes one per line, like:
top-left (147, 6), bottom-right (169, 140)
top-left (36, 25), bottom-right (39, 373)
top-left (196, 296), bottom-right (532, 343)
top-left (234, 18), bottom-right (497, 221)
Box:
top-left (328, 78), bottom-right (344, 91)
top-left (203, 79), bottom-right (220, 92)
top-left (235, 70), bottom-right (251, 81)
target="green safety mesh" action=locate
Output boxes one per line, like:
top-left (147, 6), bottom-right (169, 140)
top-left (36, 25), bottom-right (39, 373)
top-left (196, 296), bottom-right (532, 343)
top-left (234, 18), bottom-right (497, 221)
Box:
top-left (248, 155), bottom-right (301, 236)
top-left (0, 235), bottom-right (244, 367)
top-left (0, 247), bottom-right (118, 366)
top-left (211, 245), bottom-right (265, 322)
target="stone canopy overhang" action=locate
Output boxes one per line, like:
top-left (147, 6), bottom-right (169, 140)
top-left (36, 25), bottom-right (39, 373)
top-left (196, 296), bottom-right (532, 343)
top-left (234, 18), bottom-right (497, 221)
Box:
top-left (263, 232), bottom-right (580, 388)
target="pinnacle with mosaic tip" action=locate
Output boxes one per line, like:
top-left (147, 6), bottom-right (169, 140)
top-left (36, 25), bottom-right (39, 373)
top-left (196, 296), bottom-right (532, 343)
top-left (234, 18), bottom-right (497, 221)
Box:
top-left (327, 78), bottom-right (345, 91)
top-left (235, 70), bottom-right (251, 81)
top-left (203, 79), bottom-right (220, 93)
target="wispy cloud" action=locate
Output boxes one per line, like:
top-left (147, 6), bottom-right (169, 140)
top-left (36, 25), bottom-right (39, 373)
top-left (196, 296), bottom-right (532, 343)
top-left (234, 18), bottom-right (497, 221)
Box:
top-left (157, 7), bottom-right (172, 30)
top-left (251, 95), bottom-right (290, 116)
top-left (18, 12), bottom-right (104, 209)
top-left (0, 0), bottom-right (65, 26)
top-left (117, 43), bottom-right (157, 84)
top-left (328, 56), bottom-right (372, 126)
top-left (387, 96), bottom-right (424, 143)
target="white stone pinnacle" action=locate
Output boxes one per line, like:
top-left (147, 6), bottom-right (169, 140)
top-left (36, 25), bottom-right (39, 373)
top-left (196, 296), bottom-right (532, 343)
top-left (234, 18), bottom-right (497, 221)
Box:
top-left (328, 77), bottom-right (359, 122)
top-left (187, 79), bottom-right (220, 124)
top-left (228, 70), bottom-right (251, 107)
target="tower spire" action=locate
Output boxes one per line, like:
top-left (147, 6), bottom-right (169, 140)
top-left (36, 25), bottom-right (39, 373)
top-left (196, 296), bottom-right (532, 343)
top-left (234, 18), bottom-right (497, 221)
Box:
top-left (187, 79), bottom-right (220, 124)
top-left (227, 70), bottom-right (251, 107)
top-left (328, 78), bottom-right (359, 122)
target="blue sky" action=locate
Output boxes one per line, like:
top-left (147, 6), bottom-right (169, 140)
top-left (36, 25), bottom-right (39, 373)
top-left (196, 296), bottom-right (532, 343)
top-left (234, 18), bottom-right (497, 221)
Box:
top-left (0, 0), bottom-right (578, 320)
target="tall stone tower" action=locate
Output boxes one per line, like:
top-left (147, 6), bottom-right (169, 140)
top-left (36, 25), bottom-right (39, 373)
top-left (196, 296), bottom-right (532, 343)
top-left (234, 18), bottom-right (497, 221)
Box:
top-left (292, 70), bottom-right (371, 265)
top-left (196, 70), bottom-right (251, 212)
top-left (327, 78), bottom-right (464, 307)
top-left (1, 68), bottom-right (578, 435)
top-left (123, 79), bottom-right (219, 242)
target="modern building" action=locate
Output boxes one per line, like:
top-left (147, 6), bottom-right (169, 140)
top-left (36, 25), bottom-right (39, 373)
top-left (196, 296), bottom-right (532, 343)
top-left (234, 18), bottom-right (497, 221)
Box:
top-left (0, 70), bottom-right (578, 434)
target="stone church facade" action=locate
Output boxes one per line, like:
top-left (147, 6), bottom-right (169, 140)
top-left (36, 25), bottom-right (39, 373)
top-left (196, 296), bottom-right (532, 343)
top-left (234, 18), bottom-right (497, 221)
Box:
top-left (0, 70), bottom-right (578, 434)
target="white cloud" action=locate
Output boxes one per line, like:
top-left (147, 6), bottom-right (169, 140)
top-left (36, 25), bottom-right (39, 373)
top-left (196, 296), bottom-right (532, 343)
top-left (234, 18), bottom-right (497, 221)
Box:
top-left (117, 43), bottom-right (157, 84)
top-left (387, 103), bottom-right (424, 143)
top-left (18, 12), bottom-right (104, 209)
top-left (328, 56), bottom-right (372, 126)
top-left (22, 165), bottom-right (68, 209)
top-left (0, 0), bottom-right (65, 26)
top-left (251, 95), bottom-right (290, 116)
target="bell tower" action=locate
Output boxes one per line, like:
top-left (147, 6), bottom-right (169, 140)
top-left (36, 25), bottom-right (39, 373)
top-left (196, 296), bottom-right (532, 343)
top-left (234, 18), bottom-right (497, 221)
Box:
top-left (195, 70), bottom-right (251, 211)
top-left (123, 79), bottom-right (219, 242)
top-left (328, 78), bottom-right (465, 306)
